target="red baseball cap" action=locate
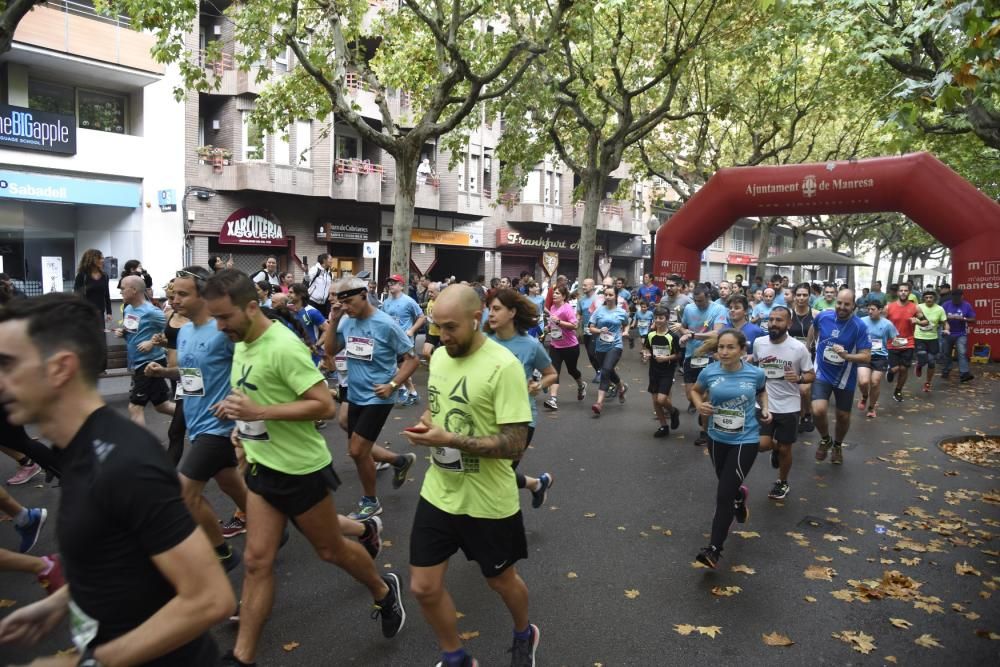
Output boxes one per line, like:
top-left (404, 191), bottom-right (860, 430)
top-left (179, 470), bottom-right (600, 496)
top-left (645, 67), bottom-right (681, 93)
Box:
top-left (387, 274), bottom-right (405, 283)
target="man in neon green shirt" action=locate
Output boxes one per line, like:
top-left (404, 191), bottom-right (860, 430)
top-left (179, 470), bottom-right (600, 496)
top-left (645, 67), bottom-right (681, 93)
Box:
top-left (204, 270), bottom-right (405, 667)
top-left (914, 289), bottom-right (949, 392)
top-left (404, 285), bottom-right (538, 667)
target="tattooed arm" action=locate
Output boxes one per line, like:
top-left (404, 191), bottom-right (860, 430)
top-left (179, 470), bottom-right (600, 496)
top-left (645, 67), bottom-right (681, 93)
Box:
top-left (448, 423), bottom-right (530, 459)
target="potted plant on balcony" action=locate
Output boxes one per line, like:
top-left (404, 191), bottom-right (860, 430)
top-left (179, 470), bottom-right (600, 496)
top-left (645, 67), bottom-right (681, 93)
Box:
top-left (196, 145), bottom-right (214, 164)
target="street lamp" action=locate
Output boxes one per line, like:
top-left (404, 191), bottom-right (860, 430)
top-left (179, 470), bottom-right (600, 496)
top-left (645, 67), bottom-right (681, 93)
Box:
top-left (646, 214), bottom-right (660, 276)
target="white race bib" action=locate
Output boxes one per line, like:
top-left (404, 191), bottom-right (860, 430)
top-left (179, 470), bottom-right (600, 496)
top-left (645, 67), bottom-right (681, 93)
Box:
top-left (762, 361), bottom-right (786, 379)
top-left (174, 382), bottom-right (184, 400)
top-left (346, 336), bottom-right (374, 361)
top-left (549, 326), bottom-right (563, 340)
top-left (668, 310), bottom-right (679, 323)
top-left (123, 313), bottom-right (139, 333)
top-left (690, 356), bottom-right (710, 368)
top-left (335, 357), bottom-right (348, 372)
top-left (237, 419), bottom-right (269, 441)
top-left (892, 336), bottom-right (909, 348)
top-left (432, 446), bottom-right (464, 472)
top-left (600, 332), bottom-right (615, 343)
top-left (713, 408), bottom-right (745, 434)
top-left (652, 345), bottom-right (670, 358)
top-left (870, 339), bottom-right (884, 352)
top-left (179, 368), bottom-right (205, 396)
top-left (918, 323), bottom-right (935, 332)
top-left (823, 346), bottom-right (845, 365)
top-left (69, 598), bottom-right (100, 653)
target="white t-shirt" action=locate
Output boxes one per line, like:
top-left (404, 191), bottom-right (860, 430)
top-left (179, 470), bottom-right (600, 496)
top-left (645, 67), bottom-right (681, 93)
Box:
top-left (752, 335), bottom-right (813, 414)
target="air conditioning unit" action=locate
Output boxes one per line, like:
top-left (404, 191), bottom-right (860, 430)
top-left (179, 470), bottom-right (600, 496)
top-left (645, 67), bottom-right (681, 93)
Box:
top-left (213, 25), bottom-right (222, 36)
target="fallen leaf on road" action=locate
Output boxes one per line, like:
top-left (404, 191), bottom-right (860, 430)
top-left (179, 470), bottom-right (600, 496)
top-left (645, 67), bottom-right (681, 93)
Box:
top-left (955, 562), bottom-right (982, 576)
top-left (886, 656), bottom-right (897, 663)
top-left (458, 631), bottom-right (480, 640)
top-left (804, 596), bottom-right (817, 603)
top-left (0, 600), bottom-right (15, 608)
top-left (804, 565), bottom-right (837, 581)
top-left (815, 556), bottom-right (834, 562)
top-left (282, 642), bottom-right (300, 652)
top-left (964, 611), bottom-right (981, 621)
top-left (831, 589), bottom-right (855, 602)
top-left (914, 600), bottom-right (944, 614)
top-left (914, 633), bottom-right (943, 648)
top-left (825, 507), bottom-right (839, 514)
top-left (901, 557), bottom-right (921, 566)
top-left (889, 618), bottom-right (912, 629)
top-left (762, 632), bottom-right (794, 647)
top-left (567, 572), bottom-right (578, 579)
top-left (711, 586), bottom-right (741, 597)
top-left (455, 611), bottom-right (465, 618)
top-left (674, 624), bottom-right (697, 636)
top-left (733, 530), bottom-right (760, 539)
top-left (823, 534), bottom-right (848, 542)
top-left (975, 630), bottom-right (1000, 640)
top-left (691, 561), bottom-right (708, 569)
top-left (697, 625), bottom-right (722, 638)
top-left (839, 547), bottom-right (859, 555)
top-left (832, 630), bottom-right (877, 654)
top-left (730, 564), bottom-right (756, 575)
top-left (584, 512), bottom-right (596, 518)
top-left (624, 589), bottom-right (640, 599)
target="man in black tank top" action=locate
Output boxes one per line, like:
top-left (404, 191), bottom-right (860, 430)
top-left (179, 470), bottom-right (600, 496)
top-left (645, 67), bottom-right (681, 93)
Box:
top-left (789, 284), bottom-right (816, 433)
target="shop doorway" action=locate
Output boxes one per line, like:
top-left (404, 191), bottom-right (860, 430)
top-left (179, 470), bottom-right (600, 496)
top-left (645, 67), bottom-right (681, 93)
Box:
top-left (331, 257), bottom-right (356, 278)
top-left (428, 247), bottom-right (481, 282)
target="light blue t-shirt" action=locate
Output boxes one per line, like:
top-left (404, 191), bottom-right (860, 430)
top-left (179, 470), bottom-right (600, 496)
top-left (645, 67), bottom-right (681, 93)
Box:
top-left (381, 293), bottom-right (423, 345)
top-left (618, 288), bottom-right (632, 302)
top-left (773, 292), bottom-right (787, 306)
top-left (578, 295), bottom-right (596, 329)
top-left (591, 307), bottom-right (630, 352)
top-left (177, 319), bottom-right (235, 439)
top-left (296, 305), bottom-right (326, 364)
top-left (634, 310), bottom-right (654, 336)
top-left (813, 309), bottom-right (872, 390)
top-left (488, 332), bottom-right (551, 427)
top-left (751, 302), bottom-right (775, 325)
top-left (123, 301), bottom-right (166, 369)
top-left (861, 316), bottom-right (897, 359)
top-left (695, 361), bottom-right (766, 445)
top-left (682, 302), bottom-right (726, 358)
top-left (338, 310), bottom-right (414, 405)
top-left (527, 295), bottom-right (545, 317)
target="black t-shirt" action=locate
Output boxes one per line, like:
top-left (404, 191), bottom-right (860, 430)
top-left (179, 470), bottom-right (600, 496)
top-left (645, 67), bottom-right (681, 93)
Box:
top-left (645, 330), bottom-right (679, 368)
top-left (58, 406), bottom-right (217, 665)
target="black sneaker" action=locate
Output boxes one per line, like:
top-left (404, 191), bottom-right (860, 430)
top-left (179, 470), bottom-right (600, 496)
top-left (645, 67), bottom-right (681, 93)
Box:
top-left (509, 623), bottom-right (540, 667)
top-left (694, 432), bottom-right (708, 447)
top-left (768, 480), bottom-right (789, 499)
top-left (372, 573), bottom-right (406, 638)
top-left (770, 449), bottom-right (779, 469)
top-left (219, 546), bottom-right (242, 573)
top-left (220, 650), bottom-right (256, 666)
top-left (618, 383), bottom-right (628, 404)
top-left (887, 368), bottom-right (896, 383)
top-left (670, 407), bottom-right (680, 430)
top-left (392, 453), bottom-right (416, 490)
top-left (654, 425), bottom-right (670, 438)
top-left (531, 473), bottom-right (553, 509)
top-left (734, 485), bottom-right (749, 523)
top-left (892, 390), bottom-right (903, 403)
top-left (960, 373), bottom-right (974, 382)
top-left (696, 545), bottom-right (720, 569)
top-left (801, 413), bottom-right (815, 432)
top-left (359, 516), bottom-right (383, 559)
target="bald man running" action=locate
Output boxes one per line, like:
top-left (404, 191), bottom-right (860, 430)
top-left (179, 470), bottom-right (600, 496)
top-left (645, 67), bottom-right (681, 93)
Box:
top-left (116, 274), bottom-right (174, 426)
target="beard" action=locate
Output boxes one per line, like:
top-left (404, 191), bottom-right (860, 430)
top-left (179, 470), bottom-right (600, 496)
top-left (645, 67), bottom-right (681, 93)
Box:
top-left (768, 328), bottom-right (786, 341)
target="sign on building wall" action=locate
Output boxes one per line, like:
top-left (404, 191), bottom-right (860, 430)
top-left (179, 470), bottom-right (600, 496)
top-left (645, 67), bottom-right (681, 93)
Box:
top-left (0, 104), bottom-right (76, 155)
top-left (219, 208), bottom-right (288, 247)
top-left (0, 169), bottom-right (140, 207)
top-left (317, 219), bottom-right (379, 242)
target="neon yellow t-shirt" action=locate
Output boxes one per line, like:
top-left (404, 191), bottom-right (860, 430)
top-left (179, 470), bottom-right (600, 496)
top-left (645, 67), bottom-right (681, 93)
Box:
top-left (419, 337), bottom-right (532, 519)
top-left (231, 322), bottom-right (331, 475)
top-left (914, 303), bottom-right (946, 340)
top-left (426, 299), bottom-right (440, 336)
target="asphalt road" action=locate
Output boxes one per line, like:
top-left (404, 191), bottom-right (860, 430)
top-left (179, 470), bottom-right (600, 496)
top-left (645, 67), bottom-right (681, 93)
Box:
top-left (3, 353), bottom-right (999, 666)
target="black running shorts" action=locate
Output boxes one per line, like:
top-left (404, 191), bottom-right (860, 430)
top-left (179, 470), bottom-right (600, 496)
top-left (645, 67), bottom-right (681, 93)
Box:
top-left (245, 461), bottom-right (341, 518)
top-left (648, 362), bottom-right (677, 395)
top-left (178, 433), bottom-right (238, 482)
top-left (347, 402), bottom-right (394, 442)
top-left (129, 365), bottom-right (171, 407)
top-left (759, 412), bottom-right (798, 445)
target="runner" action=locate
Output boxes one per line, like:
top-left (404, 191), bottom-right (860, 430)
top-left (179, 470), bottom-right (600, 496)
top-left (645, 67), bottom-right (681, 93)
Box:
top-left (691, 329), bottom-right (769, 569)
top-left (486, 288), bottom-right (557, 510)
top-left (787, 283), bottom-right (817, 433)
top-left (588, 285), bottom-right (631, 417)
top-left (643, 306), bottom-right (681, 438)
top-left (752, 307), bottom-right (814, 500)
top-left (544, 285), bottom-right (587, 409)
top-left (403, 284), bottom-right (538, 667)
top-left (576, 279), bottom-right (602, 381)
top-left (143, 266), bottom-right (247, 572)
top-left (713, 280), bottom-right (732, 307)
top-left (288, 284), bottom-right (328, 366)
top-left (202, 270), bottom-right (406, 666)
top-left (940, 288), bottom-right (976, 382)
top-left (858, 299), bottom-right (896, 419)
top-left (324, 276), bottom-right (420, 521)
top-left (814, 284), bottom-right (837, 311)
top-left (637, 273), bottom-right (662, 304)
top-left (0, 293), bottom-right (235, 664)
top-left (152, 279), bottom-right (192, 467)
top-left (885, 283), bottom-right (926, 402)
top-left (633, 301), bottom-right (654, 358)
top-left (809, 289), bottom-right (872, 465)
top-left (749, 287), bottom-right (777, 330)
top-left (914, 290), bottom-right (949, 393)
top-left (116, 274), bottom-right (175, 426)
top-left (716, 294), bottom-right (765, 352)
top-left (679, 286), bottom-right (727, 445)
top-left (422, 282), bottom-right (442, 363)
top-left (381, 273), bottom-right (426, 406)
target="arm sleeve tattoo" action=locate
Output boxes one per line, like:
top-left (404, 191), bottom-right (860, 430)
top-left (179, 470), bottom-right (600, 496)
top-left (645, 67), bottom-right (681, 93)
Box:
top-left (449, 423), bottom-right (530, 459)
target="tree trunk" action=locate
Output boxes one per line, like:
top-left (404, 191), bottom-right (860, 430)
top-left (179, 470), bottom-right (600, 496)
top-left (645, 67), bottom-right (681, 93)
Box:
top-left (846, 239), bottom-right (857, 289)
top-left (390, 148), bottom-right (420, 279)
top-left (754, 219), bottom-right (774, 282)
top-left (792, 227), bottom-right (807, 285)
top-left (886, 251), bottom-right (897, 286)
top-left (870, 241), bottom-right (882, 289)
top-left (577, 173), bottom-right (606, 281)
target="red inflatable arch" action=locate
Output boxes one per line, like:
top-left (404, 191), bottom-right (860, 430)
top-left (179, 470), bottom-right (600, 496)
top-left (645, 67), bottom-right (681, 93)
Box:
top-left (654, 152), bottom-right (1000, 360)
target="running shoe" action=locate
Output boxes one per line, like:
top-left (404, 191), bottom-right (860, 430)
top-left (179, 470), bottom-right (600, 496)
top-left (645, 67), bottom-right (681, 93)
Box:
top-left (686, 402), bottom-right (697, 414)
top-left (219, 650), bottom-right (255, 666)
top-left (576, 381), bottom-right (587, 401)
top-left (315, 420), bottom-right (328, 430)
top-left (405, 392), bottom-right (420, 406)
top-left (734, 486), bottom-right (749, 523)
top-left (886, 369), bottom-right (896, 382)
top-left (37, 554), bottom-right (65, 594)
top-left (592, 370), bottom-right (602, 384)
top-left (396, 387), bottom-right (408, 404)
top-left (531, 473), bottom-right (553, 509)
top-left (359, 516), bottom-right (383, 559)
top-left (695, 545), bottom-right (720, 569)
top-left (16, 508), bottom-right (46, 553)
top-left (543, 397), bottom-right (558, 411)
top-left (915, 363), bottom-right (923, 377)
top-left (349, 497), bottom-right (383, 521)
top-left (866, 408), bottom-right (877, 419)
top-left (693, 432), bottom-right (708, 447)
top-left (770, 449), bottom-right (779, 469)
top-left (219, 546), bottom-right (242, 573)
top-left (960, 372), bottom-right (974, 382)
top-left (815, 435), bottom-right (832, 461)
top-left (606, 384), bottom-right (618, 399)
top-left (654, 425), bottom-right (670, 438)
top-left (800, 413), bottom-right (815, 432)
top-left (392, 453), bottom-right (417, 490)
top-left (220, 513), bottom-right (247, 538)
top-left (856, 398), bottom-right (866, 411)
top-left (591, 403), bottom-right (602, 417)
top-left (372, 572), bottom-right (406, 638)
top-left (618, 383), bottom-right (628, 404)
top-left (375, 461), bottom-right (392, 472)
top-left (670, 407), bottom-right (680, 430)
top-left (922, 382), bottom-right (931, 393)
top-left (6, 461), bottom-right (41, 486)
top-left (509, 623), bottom-right (540, 667)
top-left (892, 390), bottom-right (903, 403)
top-left (831, 445), bottom-right (844, 465)
top-left (768, 480), bottom-right (789, 499)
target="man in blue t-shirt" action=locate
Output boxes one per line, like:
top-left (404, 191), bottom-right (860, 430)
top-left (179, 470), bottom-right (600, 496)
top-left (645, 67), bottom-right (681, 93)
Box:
top-left (116, 274), bottom-right (174, 426)
top-left (857, 299), bottom-right (898, 418)
top-left (143, 266), bottom-right (246, 573)
top-left (330, 277), bottom-right (422, 521)
top-left (679, 287), bottom-right (726, 446)
top-left (381, 273), bottom-right (426, 405)
top-left (637, 273), bottom-right (662, 304)
top-left (941, 289), bottom-right (977, 382)
top-left (577, 278), bottom-right (601, 378)
top-left (807, 289), bottom-right (871, 465)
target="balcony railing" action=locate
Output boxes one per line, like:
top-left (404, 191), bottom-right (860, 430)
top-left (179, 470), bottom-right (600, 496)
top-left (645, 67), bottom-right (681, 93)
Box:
top-left (334, 158), bottom-right (385, 181)
top-left (198, 50), bottom-right (235, 75)
top-left (47, 0), bottom-right (132, 27)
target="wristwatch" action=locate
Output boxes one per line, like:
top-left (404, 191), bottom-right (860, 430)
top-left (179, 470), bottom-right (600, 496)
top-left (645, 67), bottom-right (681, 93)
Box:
top-left (389, 380), bottom-right (399, 390)
top-left (78, 647), bottom-right (104, 667)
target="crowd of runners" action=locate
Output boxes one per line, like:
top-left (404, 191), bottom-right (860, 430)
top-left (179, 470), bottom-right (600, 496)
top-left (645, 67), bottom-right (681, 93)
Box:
top-left (0, 259), bottom-right (979, 666)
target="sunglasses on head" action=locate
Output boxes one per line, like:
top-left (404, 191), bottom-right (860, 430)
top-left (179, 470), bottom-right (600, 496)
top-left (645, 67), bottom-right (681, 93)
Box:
top-left (176, 269), bottom-right (206, 284)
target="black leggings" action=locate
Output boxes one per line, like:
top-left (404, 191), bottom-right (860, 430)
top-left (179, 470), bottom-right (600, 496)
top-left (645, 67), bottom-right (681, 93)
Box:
top-left (596, 348), bottom-right (622, 391)
top-left (549, 344), bottom-right (583, 384)
top-left (167, 396), bottom-right (187, 467)
top-left (708, 438), bottom-right (758, 550)
top-left (513, 426), bottom-right (535, 488)
top-left (582, 334), bottom-right (600, 371)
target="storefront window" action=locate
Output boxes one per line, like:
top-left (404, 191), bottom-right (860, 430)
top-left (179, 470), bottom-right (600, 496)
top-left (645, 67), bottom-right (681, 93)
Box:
top-left (78, 90), bottom-right (127, 134)
top-left (28, 80), bottom-right (74, 115)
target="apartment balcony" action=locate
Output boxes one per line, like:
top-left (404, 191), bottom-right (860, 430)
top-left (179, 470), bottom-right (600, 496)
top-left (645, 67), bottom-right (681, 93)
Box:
top-left (331, 158), bottom-right (383, 203)
top-left (455, 190), bottom-right (490, 216)
top-left (13, 1), bottom-right (163, 75)
top-left (196, 52), bottom-right (268, 96)
top-left (573, 200), bottom-right (625, 231)
top-left (190, 160), bottom-right (315, 194)
top-left (505, 196), bottom-right (564, 226)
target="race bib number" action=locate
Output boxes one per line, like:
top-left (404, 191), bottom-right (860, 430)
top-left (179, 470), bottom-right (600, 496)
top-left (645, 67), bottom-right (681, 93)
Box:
top-left (179, 368), bottom-right (204, 396)
top-left (668, 310), bottom-right (679, 323)
top-left (823, 346), bottom-right (845, 365)
top-left (870, 339), bottom-right (884, 352)
top-left (600, 332), bottom-right (615, 343)
top-left (69, 598), bottom-right (99, 653)
top-left (652, 345), bottom-right (670, 358)
top-left (237, 419), bottom-right (269, 441)
top-left (762, 361), bottom-right (786, 379)
top-left (123, 313), bottom-right (139, 332)
top-left (346, 336), bottom-right (374, 361)
top-left (174, 382), bottom-right (184, 400)
top-left (690, 356), bottom-right (710, 368)
top-left (432, 446), bottom-right (464, 472)
top-left (892, 336), bottom-right (909, 348)
top-left (549, 326), bottom-right (563, 340)
top-left (918, 323), bottom-right (935, 332)
top-left (335, 357), bottom-right (348, 372)
top-left (713, 408), bottom-right (745, 434)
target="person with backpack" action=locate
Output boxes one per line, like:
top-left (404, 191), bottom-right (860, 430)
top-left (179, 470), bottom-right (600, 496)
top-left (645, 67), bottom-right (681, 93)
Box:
top-left (305, 254), bottom-right (334, 317)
